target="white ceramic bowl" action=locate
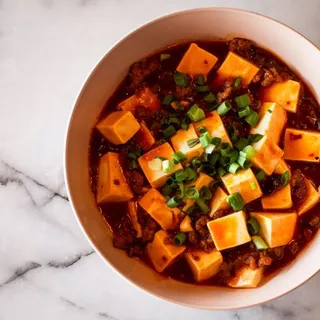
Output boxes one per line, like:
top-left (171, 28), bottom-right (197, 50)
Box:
top-left (65, 8), bottom-right (320, 310)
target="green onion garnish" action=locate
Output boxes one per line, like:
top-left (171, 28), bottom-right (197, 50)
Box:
top-left (175, 170), bottom-right (188, 182)
top-left (217, 167), bottom-right (227, 177)
top-left (197, 75), bottom-right (205, 85)
top-left (130, 159), bottom-right (139, 169)
top-left (237, 155), bottom-right (251, 169)
top-left (207, 104), bottom-right (219, 112)
top-left (187, 138), bottom-right (200, 148)
top-left (191, 158), bottom-right (201, 167)
top-left (185, 167), bottom-right (197, 181)
top-left (235, 137), bottom-right (249, 150)
top-left (199, 126), bottom-right (207, 134)
top-left (212, 137), bottom-right (222, 148)
top-left (227, 124), bottom-right (238, 142)
top-left (187, 104), bottom-right (205, 122)
top-left (250, 181), bottom-right (257, 190)
top-left (205, 144), bottom-right (215, 154)
top-left (252, 235), bottom-right (268, 250)
top-left (200, 132), bottom-right (212, 148)
top-left (162, 160), bottom-right (173, 173)
top-left (127, 152), bottom-right (138, 160)
top-left (234, 77), bottom-right (242, 88)
top-left (185, 206), bottom-right (197, 215)
top-left (217, 101), bottom-right (232, 116)
top-left (204, 92), bottom-right (216, 103)
top-left (199, 186), bottom-right (212, 200)
top-left (220, 143), bottom-right (232, 156)
top-left (167, 196), bottom-right (181, 208)
top-left (169, 117), bottom-right (180, 126)
top-left (226, 192), bottom-right (244, 211)
top-left (197, 85), bottom-right (210, 92)
top-left (174, 72), bottom-right (189, 87)
top-left (255, 170), bottom-right (265, 181)
top-left (228, 150), bottom-right (239, 164)
top-left (174, 232), bottom-right (187, 245)
top-left (172, 151), bottom-right (187, 164)
top-left (162, 94), bottom-right (174, 106)
top-left (163, 125), bottom-right (176, 138)
top-left (235, 94), bottom-right (251, 109)
top-left (181, 123), bottom-right (189, 130)
top-left (229, 163), bottom-right (240, 174)
top-left (245, 110), bottom-right (260, 127)
top-left (248, 133), bottom-right (264, 143)
top-left (160, 53), bottom-right (171, 61)
top-left (209, 152), bottom-right (220, 166)
top-left (267, 109), bottom-right (273, 113)
top-left (247, 217), bottom-right (260, 235)
top-left (280, 171), bottom-right (290, 187)
top-left (238, 106), bottom-right (252, 118)
top-left (242, 145), bottom-right (256, 160)
top-left (196, 198), bottom-right (210, 213)
top-left (185, 187), bottom-right (200, 200)
top-left (162, 184), bottom-right (173, 197)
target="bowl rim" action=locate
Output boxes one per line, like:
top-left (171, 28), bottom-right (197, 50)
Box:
top-left (64, 6), bottom-right (320, 310)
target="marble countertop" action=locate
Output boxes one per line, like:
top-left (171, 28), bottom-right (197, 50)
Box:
top-left (1, 0), bottom-right (320, 319)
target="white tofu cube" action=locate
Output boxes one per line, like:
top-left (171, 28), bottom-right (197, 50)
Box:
top-left (185, 249), bottom-right (223, 282)
top-left (227, 266), bottom-right (264, 288)
top-left (298, 178), bottom-right (320, 215)
top-left (209, 187), bottom-right (230, 218)
top-left (250, 212), bottom-right (297, 248)
top-left (221, 168), bottom-right (262, 204)
top-left (207, 211), bottom-right (251, 251)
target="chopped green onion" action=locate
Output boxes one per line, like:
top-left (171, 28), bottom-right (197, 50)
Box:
top-left (162, 160), bottom-right (173, 173)
top-left (242, 145), bottom-right (256, 160)
top-left (196, 198), bottom-right (210, 213)
top-left (174, 72), bottom-right (188, 87)
top-left (167, 196), bottom-right (181, 208)
top-left (203, 164), bottom-right (215, 176)
top-left (228, 150), bottom-right (239, 164)
top-left (169, 117), bottom-right (180, 126)
top-left (191, 158), bottom-right (201, 167)
top-left (245, 110), bottom-right (260, 127)
top-left (197, 85), bottom-right (210, 92)
top-left (247, 217), bottom-right (260, 235)
top-left (175, 170), bottom-right (188, 182)
top-left (185, 167), bottom-right (197, 181)
top-left (199, 126), bottom-right (207, 134)
top-left (237, 155), bottom-right (251, 169)
top-left (250, 181), bottom-right (257, 190)
top-left (235, 137), bottom-right (249, 150)
top-left (181, 123), bottom-right (189, 130)
top-left (161, 118), bottom-right (168, 127)
top-left (187, 104), bottom-right (205, 122)
top-left (162, 184), bottom-right (173, 197)
top-left (148, 158), bottom-right (162, 171)
top-left (255, 170), bottom-right (265, 181)
top-left (217, 101), bottom-right (232, 116)
top-left (130, 159), bottom-right (139, 169)
top-left (200, 132), bottom-right (212, 148)
top-left (229, 163), bottom-right (240, 174)
top-left (162, 94), bottom-right (174, 106)
top-left (207, 104), bottom-right (219, 111)
top-left (199, 186), bottom-right (212, 200)
top-left (217, 167), bottom-right (227, 177)
top-left (220, 143), bottom-right (232, 156)
top-left (205, 144), bottom-right (215, 154)
top-left (185, 187), bottom-right (200, 200)
top-left (227, 124), bottom-right (238, 142)
top-left (267, 109), bottom-right (272, 113)
top-left (248, 134), bottom-right (264, 143)
top-left (177, 181), bottom-right (185, 198)
top-left (235, 94), bottom-right (251, 109)
top-left (252, 235), bottom-right (268, 250)
top-left (160, 53), bottom-right (171, 61)
top-left (196, 75), bottom-right (205, 85)
top-left (212, 137), bottom-right (222, 148)
top-left (204, 92), bottom-right (216, 103)
top-left (172, 151), bottom-right (187, 164)
top-left (187, 138), bottom-right (200, 148)
top-left (209, 152), bottom-right (220, 166)
top-left (234, 77), bottom-right (242, 88)
top-left (185, 206), bottom-right (197, 215)
top-left (174, 232), bottom-right (187, 245)
top-left (163, 125), bottom-right (176, 138)
top-left (280, 171), bottom-right (290, 187)
top-left (238, 106), bottom-right (252, 118)
top-left (226, 192), bottom-right (244, 211)
top-left (219, 155), bottom-right (231, 167)
top-left (127, 152), bottom-right (138, 160)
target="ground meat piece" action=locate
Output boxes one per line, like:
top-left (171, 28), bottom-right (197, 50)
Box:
top-left (247, 255), bottom-right (258, 270)
top-left (217, 79), bottom-right (234, 104)
top-left (259, 255), bottom-right (273, 266)
top-left (135, 106), bottom-right (154, 119)
top-left (260, 67), bottom-right (282, 87)
top-left (211, 209), bottom-right (225, 220)
top-left (267, 246), bottom-right (284, 260)
top-left (140, 215), bottom-right (159, 243)
top-left (291, 169), bottom-right (308, 203)
top-left (175, 85), bottom-right (194, 99)
top-left (303, 228), bottom-right (313, 241)
top-left (199, 237), bottom-right (215, 253)
top-left (128, 245), bottom-right (144, 257)
top-left (164, 235), bottom-right (175, 245)
top-left (220, 262), bottom-right (232, 278)
top-left (229, 38), bottom-right (255, 59)
top-left (259, 174), bottom-right (282, 196)
top-left (309, 216), bottom-right (320, 228)
top-left (288, 241), bottom-right (299, 255)
top-left (125, 170), bottom-right (144, 194)
top-left (113, 217), bottom-right (135, 250)
top-left (195, 216), bottom-right (210, 237)
top-left (188, 231), bottom-right (199, 245)
top-left (129, 59), bottom-right (160, 90)
top-left (252, 69), bottom-right (264, 83)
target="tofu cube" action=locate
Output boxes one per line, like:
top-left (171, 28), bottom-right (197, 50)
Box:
top-left (185, 249), bottom-right (223, 282)
top-left (297, 178), bottom-right (320, 215)
top-left (97, 152), bottom-right (133, 203)
top-left (260, 80), bottom-right (301, 113)
top-left (262, 160), bottom-right (292, 209)
top-left (180, 216), bottom-right (194, 232)
top-left (176, 43), bottom-right (218, 77)
top-left (134, 121), bottom-right (155, 151)
top-left (147, 230), bottom-right (186, 272)
top-left (284, 128), bottom-right (320, 162)
top-left (96, 111), bottom-right (140, 145)
top-left (183, 173), bottom-right (214, 211)
top-left (251, 136), bottom-right (284, 175)
top-left (250, 212), bottom-right (297, 248)
top-left (194, 111), bottom-right (232, 145)
top-left (216, 52), bottom-right (260, 86)
top-left (138, 143), bottom-right (183, 188)
top-left (227, 266), bottom-right (264, 288)
top-left (209, 187), bottom-right (230, 218)
top-left (171, 125), bottom-right (204, 162)
top-left (207, 211), bottom-right (251, 251)
top-left (127, 200), bottom-right (142, 238)
top-left (118, 87), bottom-right (160, 113)
top-left (139, 188), bottom-right (180, 230)
top-left (221, 168), bottom-right (262, 204)
top-left (250, 102), bottom-right (287, 144)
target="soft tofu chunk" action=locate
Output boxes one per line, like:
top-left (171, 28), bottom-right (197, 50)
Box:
top-left (297, 178), bottom-right (320, 215)
top-left (180, 216), bottom-right (194, 232)
top-left (185, 249), bottom-right (223, 282)
top-left (262, 160), bottom-right (292, 209)
top-left (251, 136), bottom-right (283, 175)
top-left (209, 187), bottom-right (230, 218)
top-left (97, 152), bottom-right (133, 203)
top-left (283, 128), bottom-right (320, 162)
top-left (147, 230), bottom-right (186, 272)
top-left (139, 188), bottom-right (180, 230)
top-left (260, 80), bottom-right (301, 113)
top-left (250, 212), bottom-right (297, 248)
top-left (138, 143), bottom-right (183, 188)
top-left (216, 52), bottom-right (259, 86)
top-left (171, 125), bottom-right (204, 162)
top-left (183, 173), bottom-right (214, 211)
top-left (194, 111), bottom-right (232, 145)
top-left (96, 111), bottom-right (140, 145)
top-left (176, 43), bottom-right (218, 77)
top-left (207, 211), bottom-right (251, 251)
top-left (250, 102), bottom-right (287, 144)
top-left (228, 266), bottom-right (264, 288)
top-left (118, 87), bottom-right (160, 113)
top-left (134, 121), bottom-right (155, 151)
top-left (221, 168), bottom-right (262, 204)
top-left (127, 200), bottom-right (142, 238)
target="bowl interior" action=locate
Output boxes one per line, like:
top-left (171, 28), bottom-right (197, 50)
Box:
top-left (65, 8), bottom-right (320, 309)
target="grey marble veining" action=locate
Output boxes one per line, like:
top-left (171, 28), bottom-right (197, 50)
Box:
top-left (1, 0), bottom-right (320, 319)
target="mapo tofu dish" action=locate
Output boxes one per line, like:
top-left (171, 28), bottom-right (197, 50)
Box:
top-left (89, 38), bottom-right (320, 288)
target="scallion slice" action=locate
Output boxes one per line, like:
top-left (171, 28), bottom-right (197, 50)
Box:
top-left (196, 198), bottom-right (210, 213)
top-left (229, 163), bottom-right (240, 174)
top-left (200, 132), bottom-right (212, 148)
top-left (160, 53), bottom-right (171, 61)
top-left (220, 143), bottom-right (232, 156)
top-left (181, 123), bottom-right (189, 130)
top-left (199, 186), bottom-right (212, 200)
top-left (228, 150), bottom-right (239, 164)
top-left (234, 77), bottom-right (242, 88)
top-left (227, 124), bottom-right (238, 142)
top-left (245, 110), bottom-right (260, 127)
top-left (217, 101), bottom-right (232, 116)
top-left (248, 133), bottom-right (264, 143)
top-left (163, 125), bottom-right (176, 138)
top-left (226, 192), bottom-right (244, 211)
top-left (197, 85), bottom-right (210, 92)
top-left (242, 145), bottom-right (256, 160)
top-left (162, 160), bottom-right (173, 173)
top-left (191, 158), bottom-right (201, 167)
top-left (185, 187), bottom-right (200, 200)
top-left (174, 72), bottom-right (188, 87)
top-left (172, 151), bottom-right (187, 164)
top-left (174, 232), bottom-right (187, 245)
top-left (185, 206), bottom-right (197, 215)
top-left (187, 104), bottom-right (205, 122)
top-left (162, 94), bottom-right (174, 106)
top-left (209, 152), bottom-right (220, 166)
top-left (187, 138), bottom-right (200, 148)
top-left (247, 217), bottom-right (260, 235)
top-left (255, 170), bottom-right (265, 181)
top-left (235, 137), bottom-right (249, 150)
top-left (212, 137), bottom-right (222, 148)
top-left (238, 106), bottom-right (252, 118)
top-left (199, 126), bottom-right (207, 134)
top-left (280, 171), bottom-right (290, 187)
top-left (252, 235), bottom-right (268, 250)
top-left (196, 75), bottom-right (205, 85)
top-left (217, 167), bottom-right (227, 177)
top-left (167, 196), bottom-right (181, 208)
top-left (175, 170), bottom-right (188, 182)
top-left (235, 94), bottom-right (251, 109)
top-left (205, 144), bottom-right (215, 154)
top-left (185, 167), bottom-right (197, 181)
top-left (204, 92), bottom-right (216, 103)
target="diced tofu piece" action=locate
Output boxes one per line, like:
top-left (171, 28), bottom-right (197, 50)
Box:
top-left (260, 80), bottom-right (301, 113)
top-left (139, 188), bottom-right (180, 230)
top-left (185, 249), bottom-right (223, 282)
top-left (127, 200), bottom-right (142, 238)
top-left (250, 102), bottom-right (287, 144)
top-left (207, 211), bottom-right (251, 251)
top-left (183, 173), bottom-right (214, 211)
top-left (298, 178), bottom-right (320, 215)
top-left (147, 230), bottom-right (186, 272)
top-left (138, 143), bottom-right (183, 188)
top-left (251, 136), bottom-right (283, 175)
top-left (176, 43), bottom-right (218, 77)
top-left (134, 121), bottom-right (155, 151)
top-left (221, 168), bottom-right (262, 204)
top-left (262, 160), bottom-right (292, 209)
top-left (283, 128), bottom-right (320, 162)
top-left (180, 216), bottom-right (194, 232)
top-left (97, 152), bottom-right (133, 203)
top-left (194, 111), bottom-right (232, 145)
top-left (118, 87), bottom-right (160, 113)
top-left (209, 187), bottom-right (230, 218)
top-left (250, 212), bottom-right (297, 248)
top-left (96, 111), bottom-right (140, 145)
top-left (171, 125), bottom-right (204, 162)
top-left (228, 266), bottom-right (264, 288)
top-left (216, 52), bottom-right (259, 86)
